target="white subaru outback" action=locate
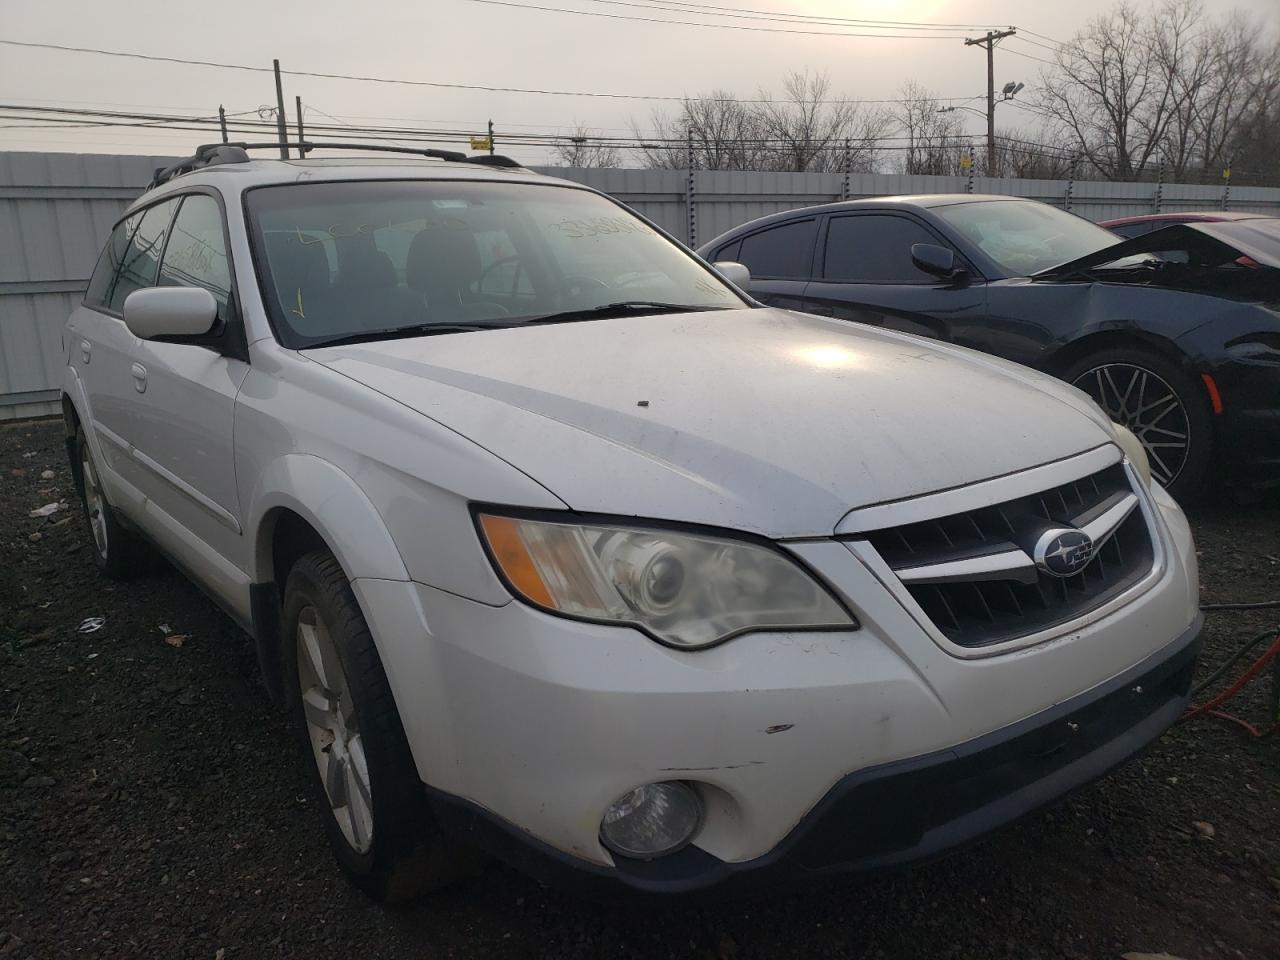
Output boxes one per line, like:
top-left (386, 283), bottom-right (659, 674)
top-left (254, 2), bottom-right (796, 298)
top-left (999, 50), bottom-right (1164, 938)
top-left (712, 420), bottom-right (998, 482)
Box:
top-left (62, 143), bottom-right (1201, 901)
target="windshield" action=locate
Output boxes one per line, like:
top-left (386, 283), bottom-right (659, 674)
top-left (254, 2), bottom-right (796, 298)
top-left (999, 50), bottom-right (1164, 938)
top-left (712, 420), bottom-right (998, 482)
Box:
top-left (246, 179), bottom-right (744, 347)
top-left (933, 200), bottom-right (1138, 277)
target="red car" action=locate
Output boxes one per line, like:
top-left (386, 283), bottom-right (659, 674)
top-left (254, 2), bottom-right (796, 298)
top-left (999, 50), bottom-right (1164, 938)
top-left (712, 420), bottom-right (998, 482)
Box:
top-left (1101, 212), bottom-right (1274, 269)
top-left (1100, 210), bottom-right (1276, 238)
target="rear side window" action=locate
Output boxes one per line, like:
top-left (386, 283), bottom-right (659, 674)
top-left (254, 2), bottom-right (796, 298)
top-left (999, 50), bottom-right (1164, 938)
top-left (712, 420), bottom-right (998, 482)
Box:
top-left (107, 198), bottom-right (178, 314)
top-left (84, 213), bottom-right (140, 310)
top-left (736, 220), bottom-right (816, 279)
top-left (159, 194), bottom-right (233, 322)
top-left (822, 215), bottom-right (942, 284)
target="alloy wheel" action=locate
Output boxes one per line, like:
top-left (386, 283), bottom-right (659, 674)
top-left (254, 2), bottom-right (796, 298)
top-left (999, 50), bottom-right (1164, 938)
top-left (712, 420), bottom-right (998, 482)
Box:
top-left (296, 605), bottom-right (374, 854)
top-left (1071, 362), bottom-right (1190, 486)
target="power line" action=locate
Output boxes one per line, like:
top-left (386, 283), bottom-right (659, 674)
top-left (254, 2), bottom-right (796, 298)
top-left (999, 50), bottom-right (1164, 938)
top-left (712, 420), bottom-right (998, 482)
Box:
top-left (0, 94), bottom-right (230, 113)
top-left (0, 103), bottom-right (1046, 151)
top-left (615, 0), bottom-right (1008, 30)
top-left (1011, 35), bottom-right (1063, 53)
top-left (1002, 46), bottom-right (1057, 67)
top-left (1018, 27), bottom-right (1067, 46)
top-left (0, 107), bottom-right (915, 144)
top-left (0, 110), bottom-right (256, 132)
top-left (461, 0), bottom-right (973, 38)
top-left (539, 0), bottom-right (1003, 32)
top-left (0, 39), bottom-right (984, 105)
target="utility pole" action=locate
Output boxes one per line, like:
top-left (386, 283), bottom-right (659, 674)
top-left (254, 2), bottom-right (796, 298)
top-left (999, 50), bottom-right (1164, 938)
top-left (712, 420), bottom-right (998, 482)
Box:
top-left (272, 59), bottom-right (289, 159)
top-left (295, 96), bottom-right (307, 156)
top-left (964, 28), bottom-right (1016, 174)
top-left (218, 105), bottom-right (228, 144)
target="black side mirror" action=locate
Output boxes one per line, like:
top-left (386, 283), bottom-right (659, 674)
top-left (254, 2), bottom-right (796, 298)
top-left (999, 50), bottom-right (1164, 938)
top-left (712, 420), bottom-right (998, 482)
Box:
top-left (911, 243), bottom-right (961, 280)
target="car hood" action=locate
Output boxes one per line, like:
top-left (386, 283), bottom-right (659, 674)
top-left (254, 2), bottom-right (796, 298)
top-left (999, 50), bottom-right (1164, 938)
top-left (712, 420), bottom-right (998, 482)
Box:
top-left (1034, 219), bottom-right (1280, 279)
top-left (305, 308), bottom-right (1115, 538)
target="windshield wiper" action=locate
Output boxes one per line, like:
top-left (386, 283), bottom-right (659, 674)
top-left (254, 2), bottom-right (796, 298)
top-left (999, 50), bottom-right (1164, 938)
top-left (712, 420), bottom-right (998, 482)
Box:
top-left (301, 322), bottom-right (505, 349)
top-left (301, 303), bottom-right (726, 347)
top-left (520, 301), bottom-right (726, 326)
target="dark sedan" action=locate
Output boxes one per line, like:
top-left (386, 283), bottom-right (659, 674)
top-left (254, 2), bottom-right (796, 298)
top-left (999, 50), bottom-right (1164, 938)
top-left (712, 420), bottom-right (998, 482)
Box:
top-left (698, 196), bottom-right (1280, 500)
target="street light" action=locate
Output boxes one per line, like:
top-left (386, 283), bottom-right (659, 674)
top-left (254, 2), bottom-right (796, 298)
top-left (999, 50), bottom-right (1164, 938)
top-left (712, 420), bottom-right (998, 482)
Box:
top-left (938, 82), bottom-right (1024, 123)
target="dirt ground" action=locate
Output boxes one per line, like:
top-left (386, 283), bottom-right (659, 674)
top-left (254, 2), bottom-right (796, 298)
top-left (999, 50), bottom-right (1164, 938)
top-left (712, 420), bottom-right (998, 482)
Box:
top-left (1, 417), bottom-right (1278, 960)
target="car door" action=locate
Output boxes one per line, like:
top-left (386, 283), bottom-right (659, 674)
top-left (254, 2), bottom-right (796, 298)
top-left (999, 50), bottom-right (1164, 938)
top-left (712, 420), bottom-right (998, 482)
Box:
top-left (803, 212), bottom-right (988, 344)
top-left (727, 218), bottom-right (817, 311)
top-left (70, 198), bottom-right (179, 498)
top-left (126, 191), bottom-right (250, 582)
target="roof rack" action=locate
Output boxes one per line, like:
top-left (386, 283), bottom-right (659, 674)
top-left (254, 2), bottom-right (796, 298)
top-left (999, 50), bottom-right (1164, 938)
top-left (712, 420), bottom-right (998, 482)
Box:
top-left (147, 141), bottom-right (525, 189)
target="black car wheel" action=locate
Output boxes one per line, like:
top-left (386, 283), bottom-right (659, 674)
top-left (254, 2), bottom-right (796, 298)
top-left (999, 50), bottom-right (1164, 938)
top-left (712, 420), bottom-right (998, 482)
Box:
top-left (1062, 348), bottom-right (1212, 501)
top-left (282, 550), bottom-right (480, 902)
top-left (71, 427), bottom-right (159, 578)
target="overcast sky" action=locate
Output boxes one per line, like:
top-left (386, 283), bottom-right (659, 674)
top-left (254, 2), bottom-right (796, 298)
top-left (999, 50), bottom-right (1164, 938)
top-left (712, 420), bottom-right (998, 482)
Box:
top-left (1, 0), bottom-right (1276, 164)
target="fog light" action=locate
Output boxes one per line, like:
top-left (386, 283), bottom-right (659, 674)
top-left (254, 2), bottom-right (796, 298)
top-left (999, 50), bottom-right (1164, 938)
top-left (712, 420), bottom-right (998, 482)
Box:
top-left (599, 781), bottom-right (702, 859)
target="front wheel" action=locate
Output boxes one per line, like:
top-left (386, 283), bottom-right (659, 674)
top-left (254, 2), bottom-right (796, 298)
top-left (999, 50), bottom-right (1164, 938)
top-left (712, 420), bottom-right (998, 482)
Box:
top-left (1061, 348), bottom-right (1213, 502)
top-left (282, 550), bottom-right (477, 902)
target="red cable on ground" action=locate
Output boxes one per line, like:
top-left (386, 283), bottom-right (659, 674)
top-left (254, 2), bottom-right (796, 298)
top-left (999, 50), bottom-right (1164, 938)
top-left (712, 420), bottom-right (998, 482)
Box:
top-left (1181, 630), bottom-right (1280, 738)
top-left (1205, 709), bottom-right (1268, 738)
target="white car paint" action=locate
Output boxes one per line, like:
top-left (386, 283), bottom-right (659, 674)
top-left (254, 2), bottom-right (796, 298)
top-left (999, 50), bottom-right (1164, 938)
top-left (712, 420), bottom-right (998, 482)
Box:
top-left (62, 156), bottom-right (1200, 884)
top-left (303, 307), bottom-right (1115, 537)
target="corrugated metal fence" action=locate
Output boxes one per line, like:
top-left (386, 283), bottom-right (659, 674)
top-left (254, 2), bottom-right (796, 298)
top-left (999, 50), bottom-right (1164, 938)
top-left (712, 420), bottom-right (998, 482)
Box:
top-left (545, 167), bottom-right (1280, 245)
top-left (1, 152), bottom-right (175, 420)
top-left (4, 150), bottom-right (1280, 420)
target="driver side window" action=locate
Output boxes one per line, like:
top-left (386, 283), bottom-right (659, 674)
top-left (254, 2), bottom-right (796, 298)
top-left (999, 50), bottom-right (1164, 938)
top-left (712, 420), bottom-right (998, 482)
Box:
top-left (822, 215), bottom-right (945, 284)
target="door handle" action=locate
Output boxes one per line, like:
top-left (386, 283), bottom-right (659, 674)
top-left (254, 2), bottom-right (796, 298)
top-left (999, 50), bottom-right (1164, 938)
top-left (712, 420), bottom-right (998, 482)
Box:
top-left (131, 362), bottom-right (148, 393)
top-left (81, 340), bottom-right (92, 364)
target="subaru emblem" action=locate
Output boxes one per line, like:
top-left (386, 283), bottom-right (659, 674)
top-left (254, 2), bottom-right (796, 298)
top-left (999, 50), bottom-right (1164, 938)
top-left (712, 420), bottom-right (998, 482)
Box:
top-left (1033, 528), bottom-right (1096, 578)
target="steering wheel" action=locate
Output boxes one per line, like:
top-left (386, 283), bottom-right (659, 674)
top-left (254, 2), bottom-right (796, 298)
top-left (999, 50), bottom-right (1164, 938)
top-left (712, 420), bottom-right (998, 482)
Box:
top-left (476, 256), bottom-right (525, 299)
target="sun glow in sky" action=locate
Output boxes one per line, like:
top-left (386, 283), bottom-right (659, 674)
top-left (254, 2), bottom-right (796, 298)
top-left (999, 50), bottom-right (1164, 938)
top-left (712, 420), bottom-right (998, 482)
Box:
top-left (0, 0), bottom-right (1274, 160)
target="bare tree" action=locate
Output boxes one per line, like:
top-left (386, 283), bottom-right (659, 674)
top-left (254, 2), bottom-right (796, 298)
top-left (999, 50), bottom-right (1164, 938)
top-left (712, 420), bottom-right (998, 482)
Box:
top-left (894, 82), bottom-right (968, 175)
top-left (988, 128), bottom-right (1075, 179)
top-left (755, 70), bottom-right (892, 172)
top-left (632, 71), bottom-right (891, 172)
top-left (632, 92), bottom-right (768, 170)
top-left (1185, 14), bottom-right (1272, 180)
top-left (551, 125), bottom-right (622, 168)
top-left (1036, 2), bottom-right (1180, 178)
top-left (1227, 38), bottom-right (1280, 185)
top-left (1147, 2), bottom-right (1214, 177)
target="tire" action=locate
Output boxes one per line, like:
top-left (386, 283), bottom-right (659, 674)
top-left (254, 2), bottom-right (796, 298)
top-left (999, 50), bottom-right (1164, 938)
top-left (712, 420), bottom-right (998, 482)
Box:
top-left (71, 427), bottom-right (159, 579)
top-left (1060, 347), bottom-right (1213, 502)
top-left (281, 550), bottom-right (476, 902)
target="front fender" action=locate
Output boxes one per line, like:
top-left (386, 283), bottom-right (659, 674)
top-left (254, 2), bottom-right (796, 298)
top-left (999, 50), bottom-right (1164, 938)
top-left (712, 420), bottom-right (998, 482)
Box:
top-left (247, 454), bottom-right (409, 583)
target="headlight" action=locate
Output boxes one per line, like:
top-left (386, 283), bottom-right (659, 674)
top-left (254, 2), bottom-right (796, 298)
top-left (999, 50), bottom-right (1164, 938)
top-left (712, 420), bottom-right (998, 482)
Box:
top-left (1112, 422), bottom-right (1153, 487)
top-left (476, 512), bottom-right (854, 648)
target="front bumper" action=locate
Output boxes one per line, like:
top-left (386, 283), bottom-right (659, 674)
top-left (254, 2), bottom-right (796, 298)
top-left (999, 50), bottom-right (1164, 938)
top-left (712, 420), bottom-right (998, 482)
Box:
top-left (1217, 406), bottom-right (1280, 489)
top-left (350, 470), bottom-right (1199, 899)
top-left (430, 619), bottom-right (1198, 901)
top-left (426, 617), bottom-right (1199, 898)
top-left (1210, 353), bottom-right (1280, 489)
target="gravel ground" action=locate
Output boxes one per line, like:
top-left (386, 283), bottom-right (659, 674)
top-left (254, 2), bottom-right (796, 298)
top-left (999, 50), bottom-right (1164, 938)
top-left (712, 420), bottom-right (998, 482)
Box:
top-left (2, 417), bottom-right (1278, 960)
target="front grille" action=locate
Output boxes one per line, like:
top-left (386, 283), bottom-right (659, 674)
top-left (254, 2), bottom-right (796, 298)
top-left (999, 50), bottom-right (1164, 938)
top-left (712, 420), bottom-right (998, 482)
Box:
top-left (863, 463), bottom-right (1154, 647)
